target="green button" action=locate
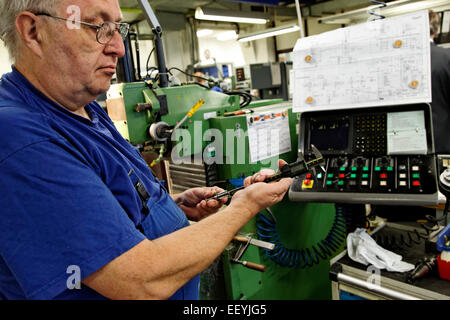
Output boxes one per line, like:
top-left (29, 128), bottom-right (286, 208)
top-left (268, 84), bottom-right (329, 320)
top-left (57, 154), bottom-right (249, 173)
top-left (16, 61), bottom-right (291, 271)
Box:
top-left (338, 181), bottom-right (344, 186)
top-left (362, 174), bottom-right (369, 178)
top-left (340, 167), bottom-right (346, 171)
top-left (328, 174), bottom-right (334, 178)
top-left (387, 166), bottom-right (393, 171)
top-left (317, 173), bottom-right (323, 179)
top-left (350, 174), bottom-right (357, 179)
top-left (363, 167), bottom-right (369, 171)
top-left (413, 174), bottom-right (420, 179)
top-left (375, 167), bottom-right (381, 171)
top-left (351, 167), bottom-right (357, 171)
top-left (326, 181), bottom-right (333, 186)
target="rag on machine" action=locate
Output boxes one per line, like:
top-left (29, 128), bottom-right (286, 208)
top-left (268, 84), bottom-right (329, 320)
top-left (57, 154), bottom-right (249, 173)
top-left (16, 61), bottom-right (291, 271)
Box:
top-left (347, 228), bottom-right (415, 272)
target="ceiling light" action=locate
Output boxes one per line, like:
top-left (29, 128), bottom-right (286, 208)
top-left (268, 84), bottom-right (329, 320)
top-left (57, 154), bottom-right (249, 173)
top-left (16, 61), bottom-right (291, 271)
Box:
top-left (195, 7), bottom-right (268, 24)
top-left (238, 24), bottom-right (300, 42)
top-left (197, 29), bottom-right (213, 37)
top-left (318, 0), bottom-right (450, 24)
top-left (216, 30), bottom-right (239, 41)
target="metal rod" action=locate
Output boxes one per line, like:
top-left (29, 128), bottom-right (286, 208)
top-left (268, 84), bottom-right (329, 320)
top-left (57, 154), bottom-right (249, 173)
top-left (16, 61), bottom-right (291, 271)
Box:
top-left (137, 0), bottom-right (169, 87)
top-left (337, 273), bottom-right (420, 300)
top-left (294, 0), bottom-right (305, 38)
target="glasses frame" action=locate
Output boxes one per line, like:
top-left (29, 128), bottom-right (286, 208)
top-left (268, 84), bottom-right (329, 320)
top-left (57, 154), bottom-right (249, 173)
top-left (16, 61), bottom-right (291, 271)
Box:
top-left (33, 12), bottom-right (130, 45)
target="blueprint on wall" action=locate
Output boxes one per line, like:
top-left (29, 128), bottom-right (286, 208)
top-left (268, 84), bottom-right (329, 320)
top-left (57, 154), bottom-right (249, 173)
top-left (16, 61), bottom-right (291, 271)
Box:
top-left (292, 10), bottom-right (431, 113)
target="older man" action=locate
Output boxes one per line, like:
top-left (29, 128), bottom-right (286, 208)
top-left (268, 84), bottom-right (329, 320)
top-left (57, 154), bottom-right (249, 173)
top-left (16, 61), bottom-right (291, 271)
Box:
top-left (0, 0), bottom-right (292, 300)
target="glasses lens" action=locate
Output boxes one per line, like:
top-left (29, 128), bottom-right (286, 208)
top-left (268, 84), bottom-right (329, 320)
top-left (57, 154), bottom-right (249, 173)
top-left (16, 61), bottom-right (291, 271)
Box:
top-left (97, 22), bottom-right (114, 44)
top-left (97, 22), bottom-right (129, 44)
top-left (119, 23), bottom-right (129, 39)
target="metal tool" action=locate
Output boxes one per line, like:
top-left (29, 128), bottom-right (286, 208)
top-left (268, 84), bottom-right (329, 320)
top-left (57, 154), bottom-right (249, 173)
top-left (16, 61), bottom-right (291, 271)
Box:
top-left (406, 256), bottom-right (438, 284)
top-left (231, 234), bottom-right (274, 272)
top-left (171, 99), bottom-right (205, 132)
top-left (206, 145), bottom-right (325, 202)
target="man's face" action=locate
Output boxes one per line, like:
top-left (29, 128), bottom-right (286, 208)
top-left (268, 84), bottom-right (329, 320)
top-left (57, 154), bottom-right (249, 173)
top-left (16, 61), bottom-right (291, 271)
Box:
top-left (40, 0), bottom-right (125, 101)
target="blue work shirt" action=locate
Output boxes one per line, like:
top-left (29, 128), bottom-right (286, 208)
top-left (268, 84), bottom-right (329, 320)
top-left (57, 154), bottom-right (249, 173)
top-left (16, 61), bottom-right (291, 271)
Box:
top-left (0, 67), bottom-right (199, 300)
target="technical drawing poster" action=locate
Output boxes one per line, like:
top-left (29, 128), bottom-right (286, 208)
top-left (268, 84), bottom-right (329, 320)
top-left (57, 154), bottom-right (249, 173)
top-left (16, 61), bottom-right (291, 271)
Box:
top-left (292, 10), bottom-right (431, 113)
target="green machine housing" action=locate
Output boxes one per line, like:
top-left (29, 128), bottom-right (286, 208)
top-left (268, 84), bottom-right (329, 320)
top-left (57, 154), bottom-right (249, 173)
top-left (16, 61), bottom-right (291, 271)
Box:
top-left (106, 82), bottom-right (241, 157)
top-left (202, 103), bottom-right (345, 300)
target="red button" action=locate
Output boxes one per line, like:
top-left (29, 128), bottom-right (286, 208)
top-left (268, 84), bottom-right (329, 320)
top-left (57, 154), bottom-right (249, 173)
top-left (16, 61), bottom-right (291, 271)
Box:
top-left (304, 179), bottom-right (311, 185)
top-left (413, 181), bottom-right (420, 187)
top-left (380, 173), bottom-right (387, 179)
top-left (306, 174), bottom-right (312, 179)
top-left (339, 174), bottom-right (345, 178)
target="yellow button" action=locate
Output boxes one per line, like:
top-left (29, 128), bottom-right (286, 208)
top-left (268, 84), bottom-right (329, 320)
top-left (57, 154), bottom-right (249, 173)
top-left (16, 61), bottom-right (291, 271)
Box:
top-left (306, 96), bottom-right (314, 104)
top-left (305, 55), bottom-right (312, 62)
top-left (302, 180), bottom-right (314, 189)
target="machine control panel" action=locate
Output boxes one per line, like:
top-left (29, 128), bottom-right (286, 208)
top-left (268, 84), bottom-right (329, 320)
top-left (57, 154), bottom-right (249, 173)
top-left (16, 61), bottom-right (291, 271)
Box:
top-left (289, 104), bottom-right (439, 205)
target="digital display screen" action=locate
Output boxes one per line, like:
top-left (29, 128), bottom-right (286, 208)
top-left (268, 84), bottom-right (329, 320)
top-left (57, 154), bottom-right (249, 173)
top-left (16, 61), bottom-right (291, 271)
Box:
top-left (309, 119), bottom-right (350, 152)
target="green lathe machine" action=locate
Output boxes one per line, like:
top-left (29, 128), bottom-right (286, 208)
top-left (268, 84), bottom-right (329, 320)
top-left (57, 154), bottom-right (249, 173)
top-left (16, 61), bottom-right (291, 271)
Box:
top-left (105, 0), bottom-right (347, 300)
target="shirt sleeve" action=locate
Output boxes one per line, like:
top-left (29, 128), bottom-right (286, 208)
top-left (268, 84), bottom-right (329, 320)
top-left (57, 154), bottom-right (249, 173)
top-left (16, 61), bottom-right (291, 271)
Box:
top-left (0, 138), bottom-right (146, 300)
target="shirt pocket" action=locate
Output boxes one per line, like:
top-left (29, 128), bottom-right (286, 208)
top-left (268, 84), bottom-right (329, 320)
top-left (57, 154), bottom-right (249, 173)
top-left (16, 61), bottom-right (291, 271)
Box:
top-left (140, 191), bottom-right (189, 240)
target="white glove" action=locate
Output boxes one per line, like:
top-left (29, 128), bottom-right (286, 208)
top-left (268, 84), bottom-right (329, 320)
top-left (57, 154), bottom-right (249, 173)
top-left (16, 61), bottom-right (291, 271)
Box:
top-left (347, 228), bottom-right (415, 273)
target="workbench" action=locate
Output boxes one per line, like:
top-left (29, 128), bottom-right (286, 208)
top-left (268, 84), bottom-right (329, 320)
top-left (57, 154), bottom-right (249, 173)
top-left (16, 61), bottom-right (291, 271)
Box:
top-left (330, 222), bottom-right (450, 300)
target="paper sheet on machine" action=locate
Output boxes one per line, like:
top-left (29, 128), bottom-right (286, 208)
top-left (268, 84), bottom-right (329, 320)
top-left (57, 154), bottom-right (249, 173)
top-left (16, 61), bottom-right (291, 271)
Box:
top-left (247, 109), bottom-right (291, 163)
top-left (292, 10), bottom-right (431, 113)
top-left (387, 110), bottom-right (427, 155)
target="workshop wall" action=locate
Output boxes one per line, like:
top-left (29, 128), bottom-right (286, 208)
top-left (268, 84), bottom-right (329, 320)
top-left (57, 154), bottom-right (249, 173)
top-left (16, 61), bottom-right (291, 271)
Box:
top-left (0, 42), bottom-right (12, 75)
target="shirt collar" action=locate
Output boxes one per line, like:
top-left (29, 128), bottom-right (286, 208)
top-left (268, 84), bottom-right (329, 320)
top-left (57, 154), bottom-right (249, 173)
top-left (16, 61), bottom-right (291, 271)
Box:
top-left (9, 65), bottom-right (99, 125)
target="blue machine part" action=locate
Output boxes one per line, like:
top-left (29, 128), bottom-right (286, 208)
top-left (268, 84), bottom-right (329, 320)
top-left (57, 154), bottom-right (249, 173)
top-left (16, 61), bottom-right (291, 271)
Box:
top-left (229, 178), bottom-right (245, 188)
top-left (437, 224), bottom-right (450, 252)
top-left (196, 65), bottom-right (229, 79)
top-left (340, 291), bottom-right (367, 300)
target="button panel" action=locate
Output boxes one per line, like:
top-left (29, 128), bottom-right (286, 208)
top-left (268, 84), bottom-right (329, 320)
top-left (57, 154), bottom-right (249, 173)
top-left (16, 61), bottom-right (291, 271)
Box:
top-left (292, 155), bottom-right (436, 195)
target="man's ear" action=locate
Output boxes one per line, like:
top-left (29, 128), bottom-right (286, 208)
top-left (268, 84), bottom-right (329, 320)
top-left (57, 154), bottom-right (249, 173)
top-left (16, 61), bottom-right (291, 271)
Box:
top-left (15, 12), bottom-right (44, 57)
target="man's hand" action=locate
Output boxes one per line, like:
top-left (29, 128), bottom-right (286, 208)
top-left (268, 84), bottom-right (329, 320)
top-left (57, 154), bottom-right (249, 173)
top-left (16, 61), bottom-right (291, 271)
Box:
top-left (228, 160), bottom-right (292, 218)
top-left (172, 186), bottom-right (228, 221)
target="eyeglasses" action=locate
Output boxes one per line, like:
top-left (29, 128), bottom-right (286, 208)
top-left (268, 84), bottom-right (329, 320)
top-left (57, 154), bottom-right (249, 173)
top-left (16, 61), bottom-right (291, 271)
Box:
top-left (34, 12), bottom-right (130, 45)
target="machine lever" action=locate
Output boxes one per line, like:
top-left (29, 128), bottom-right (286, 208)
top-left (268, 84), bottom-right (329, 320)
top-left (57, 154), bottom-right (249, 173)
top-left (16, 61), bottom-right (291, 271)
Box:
top-left (230, 235), bottom-right (271, 272)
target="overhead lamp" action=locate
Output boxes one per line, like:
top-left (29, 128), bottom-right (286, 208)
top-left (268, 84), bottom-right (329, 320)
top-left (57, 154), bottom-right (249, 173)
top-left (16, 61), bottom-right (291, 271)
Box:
top-left (238, 24), bottom-right (300, 42)
top-left (318, 0), bottom-right (450, 24)
top-left (217, 30), bottom-right (239, 41)
top-left (195, 7), bottom-right (268, 24)
top-left (196, 29), bottom-right (214, 38)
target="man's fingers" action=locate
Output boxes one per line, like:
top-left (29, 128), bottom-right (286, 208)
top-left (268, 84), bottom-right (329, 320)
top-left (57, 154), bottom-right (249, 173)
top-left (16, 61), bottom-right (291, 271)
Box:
top-left (244, 169), bottom-right (276, 187)
top-left (204, 187), bottom-right (223, 198)
top-left (278, 159), bottom-right (288, 168)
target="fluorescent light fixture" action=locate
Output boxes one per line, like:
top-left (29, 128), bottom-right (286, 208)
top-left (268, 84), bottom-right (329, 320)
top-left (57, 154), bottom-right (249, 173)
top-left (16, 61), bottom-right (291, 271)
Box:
top-left (216, 30), bottom-right (238, 41)
top-left (319, 0), bottom-right (450, 24)
top-left (238, 24), bottom-right (300, 42)
top-left (195, 7), bottom-right (268, 24)
top-left (197, 29), bottom-right (213, 37)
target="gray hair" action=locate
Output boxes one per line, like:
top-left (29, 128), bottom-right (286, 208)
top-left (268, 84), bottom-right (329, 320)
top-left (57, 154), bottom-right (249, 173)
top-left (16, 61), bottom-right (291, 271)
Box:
top-left (0, 0), bottom-right (61, 62)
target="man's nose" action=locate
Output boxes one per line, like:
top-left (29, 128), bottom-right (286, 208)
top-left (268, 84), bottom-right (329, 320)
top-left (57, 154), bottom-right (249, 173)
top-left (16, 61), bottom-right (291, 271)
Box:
top-left (104, 30), bottom-right (126, 58)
